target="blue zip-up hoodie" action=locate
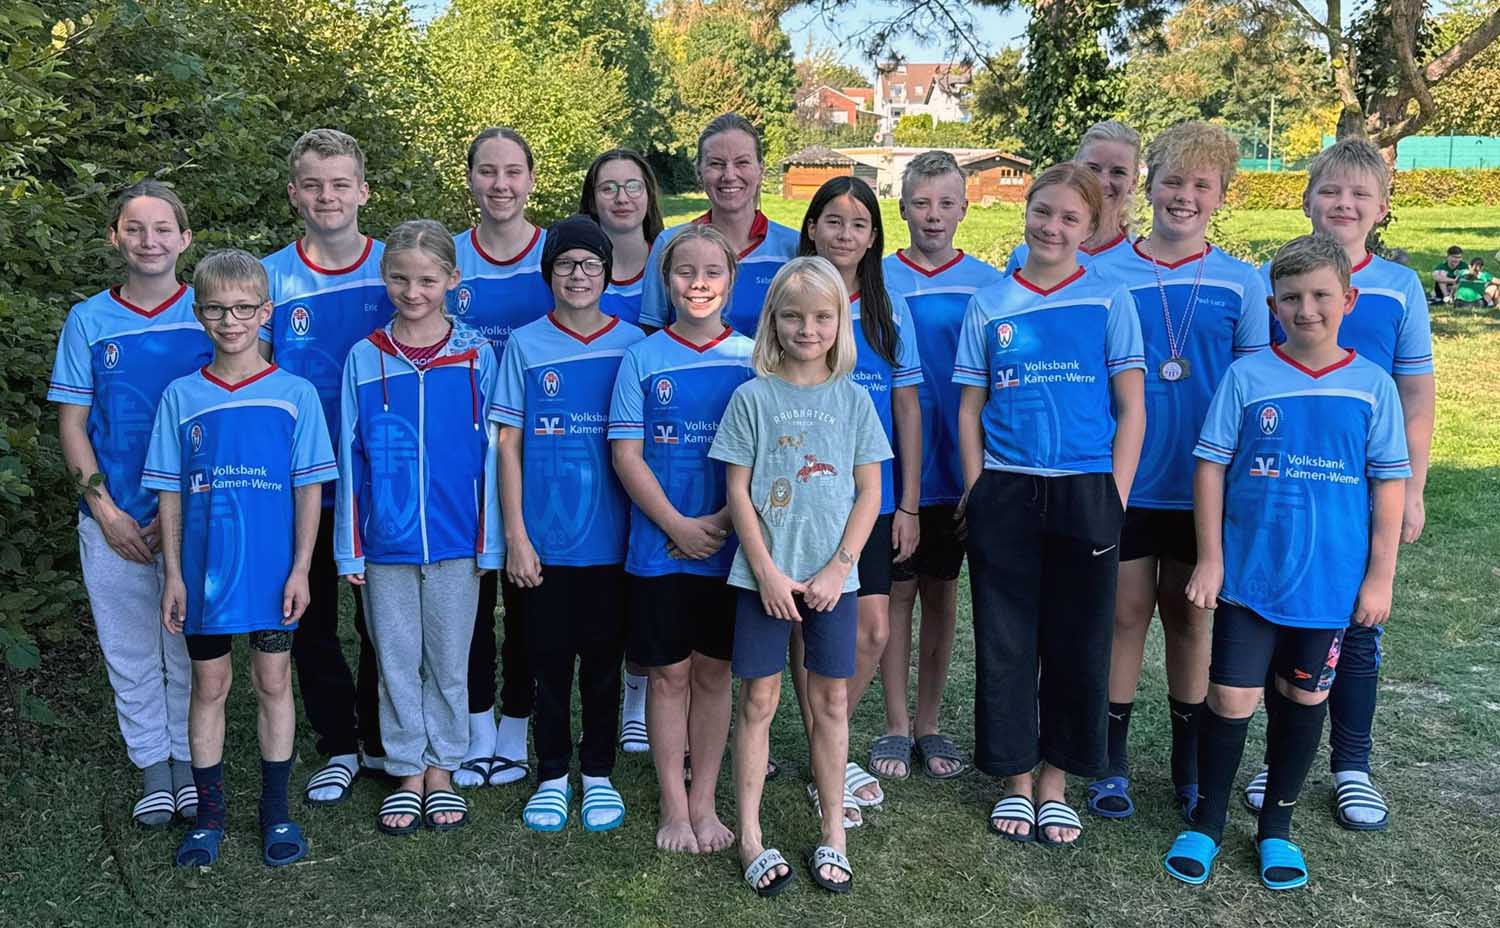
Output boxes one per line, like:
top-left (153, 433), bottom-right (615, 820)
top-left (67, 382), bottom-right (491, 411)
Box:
top-left (335, 319), bottom-right (503, 574)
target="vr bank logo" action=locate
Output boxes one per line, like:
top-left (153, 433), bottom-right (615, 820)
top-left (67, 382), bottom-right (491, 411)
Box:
top-left (103, 342), bottom-right (121, 369)
top-left (1259, 403), bottom-right (1281, 435)
top-left (996, 321), bottom-right (1015, 349)
top-left (995, 366), bottom-right (1020, 389)
top-left (188, 469), bottom-right (210, 494)
top-left (541, 368), bottom-right (562, 398)
top-left (290, 305), bottom-right (311, 336)
top-left (654, 377), bottom-right (675, 406)
top-left (1250, 453), bottom-right (1280, 478)
top-left (652, 424), bottom-right (679, 444)
top-left (533, 415), bottom-right (565, 436)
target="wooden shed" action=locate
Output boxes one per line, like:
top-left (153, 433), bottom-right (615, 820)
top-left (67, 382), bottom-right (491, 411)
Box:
top-left (781, 146), bottom-right (862, 200)
top-left (958, 151), bottom-right (1034, 204)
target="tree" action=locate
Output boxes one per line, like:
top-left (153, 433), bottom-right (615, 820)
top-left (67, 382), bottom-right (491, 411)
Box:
top-left (968, 46), bottom-right (1028, 154)
top-left (1022, 1), bottom-right (1122, 165)
top-left (1429, 1), bottom-right (1500, 136)
top-left (892, 113), bottom-right (983, 147)
top-left (796, 42), bottom-right (870, 94)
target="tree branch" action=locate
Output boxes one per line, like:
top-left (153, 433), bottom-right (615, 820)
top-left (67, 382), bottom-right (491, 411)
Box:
top-left (1423, 8), bottom-right (1500, 85)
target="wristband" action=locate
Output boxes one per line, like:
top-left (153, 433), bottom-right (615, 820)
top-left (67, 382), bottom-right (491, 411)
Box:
top-left (897, 506), bottom-right (918, 516)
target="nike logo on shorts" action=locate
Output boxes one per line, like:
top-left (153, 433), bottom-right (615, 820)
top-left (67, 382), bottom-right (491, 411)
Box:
top-left (1171, 711), bottom-right (1192, 722)
top-left (1276, 799), bottom-right (1296, 807)
top-left (1108, 712), bottom-right (1126, 721)
top-left (1092, 545), bottom-right (1117, 557)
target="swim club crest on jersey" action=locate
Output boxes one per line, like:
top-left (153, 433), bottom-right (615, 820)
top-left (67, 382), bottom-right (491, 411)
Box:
top-left (1194, 347), bottom-right (1411, 629)
top-left (1090, 242), bottom-right (1270, 508)
top-left (448, 226), bottom-right (554, 352)
top-left (883, 249), bottom-right (1006, 506)
top-left (142, 365), bottom-right (337, 636)
top-left (607, 326), bottom-right (755, 577)
top-left (49, 284), bottom-right (214, 524)
top-left (636, 211), bottom-right (800, 335)
top-left (954, 266), bottom-right (1146, 475)
top-left (490, 313), bottom-right (645, 566)
top-left (850, 291), bottom-right (924, 514)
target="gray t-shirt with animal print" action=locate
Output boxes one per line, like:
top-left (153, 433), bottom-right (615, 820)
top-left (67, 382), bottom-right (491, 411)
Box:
top-left (709, 373), bottom-right (892, 593)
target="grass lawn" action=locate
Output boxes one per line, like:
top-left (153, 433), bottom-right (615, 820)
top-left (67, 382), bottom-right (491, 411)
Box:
top-left (4, 207), bottom-right (1498, 927)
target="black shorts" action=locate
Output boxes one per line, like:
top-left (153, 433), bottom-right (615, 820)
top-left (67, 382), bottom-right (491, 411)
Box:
top-left (185, 628), bottom-right (295, 662)
top-left (1209, 602), bottom-right (1344, 694)
top-left (890, 504), bottom-right (966, 583)
top-left (1119, 506), bottom-right (1198, 563)
top-left (626, 572), bottom-right (736, 667)
top-left (857, 513), bottom-right (894, 597)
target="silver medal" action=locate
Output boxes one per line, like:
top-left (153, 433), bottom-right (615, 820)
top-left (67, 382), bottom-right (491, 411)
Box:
top-left (1159, 357), bottom-right (1191, 382)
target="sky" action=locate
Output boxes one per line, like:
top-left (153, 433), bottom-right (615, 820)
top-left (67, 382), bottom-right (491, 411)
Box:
top-left (778, 1), bottom-right (1031, 78)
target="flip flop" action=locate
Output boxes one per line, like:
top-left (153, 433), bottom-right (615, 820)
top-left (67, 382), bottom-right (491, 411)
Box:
top-left (487, 754), bottom-right (530, 787)
top-left (455, 757), bottom-right (493, 789)
top-left (743, 847), bottom-right (795, 898)
top-left (1163, 830), bottom-right (1219, 885)
top-left (1243, 767), bottom-right (1268, 813)
top-left (1332, 778), bottom-right (1390, 832)
top-left (914, 733), bottom-right (967, 779)
top-left (807, 782), bottom-right (862, 829)
top-left (844, 762), bottom-right (884, 807)
top-left (376, 789), bottom-right (422, 836)
top-left (133, 789), bottom-right (175, 829)
top-left (1035, 800), bottom-right (1083, 848)
top-left (618, 718), bottom-right (650, 754)
top-left (987, 794), bottom-right (1035, 843)
top-left (173, 827), bottom-right (224, 867)
top-left (523, 783), bottom-right (571, 833)
top-left (581, 783), bottom-right (626, 833)
top-left (423, 789), bottom-right (469, 832)
top-left (805, 845), bottom-right (853, 894)
top-left (261, 821), bottom-right (308, 867)
top-left (1086, 775), bottom-right (1135, 819)
top-left (868, 734), bottom-right (913, 780)
top-left (1257, 838), bottom-right (1310, 891)
top-left (303, 760), bottom-right (357, 807)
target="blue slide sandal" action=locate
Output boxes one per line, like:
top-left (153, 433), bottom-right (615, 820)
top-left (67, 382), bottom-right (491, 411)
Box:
top-left (1086, 775), bottom-right (1135, 819)
top-left (262, 821), bottom-right (308, 867)
top-left (1163, 831), bottom-right (1219, 885)
top-left (581, 783), bottom-right (626, 833)
top-left (174, 827), bottom-right (225, 868)
top-left (1257, 838), bottom-right (1309, 891)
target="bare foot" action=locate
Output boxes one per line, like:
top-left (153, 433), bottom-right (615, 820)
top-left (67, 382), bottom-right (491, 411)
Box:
top-left (740, 841), bottom-right (790, 890)
top-left (690, 811), bottom-right (735, 853)
top-left (425, 768), bottom-right (462, 827)
top-left (657, 818), bottom-right (700, 853)
top-left (817, 836), bottom-right (851, 885)
top-left (991, 793), bottom-right (1033, 840)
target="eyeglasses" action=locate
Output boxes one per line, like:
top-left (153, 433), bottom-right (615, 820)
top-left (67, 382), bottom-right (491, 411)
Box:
top-left (554, 258), bottom-right (606, 278)
top-left (596, 180), bottom-right (646, 199)
top-left (196, 302), bottom-right (264, 320)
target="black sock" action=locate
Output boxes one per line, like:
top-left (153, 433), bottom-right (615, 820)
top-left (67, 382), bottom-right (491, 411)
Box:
top-left (192, 762), bottom-right (226, 832)
top-left (1169, 696), bottom-right (1204, 788)
top-left (259, 757), bottom-right (294, 829)
top-left (1105, 701), bottom-right (1133, 778)
top-left (1257, 687), bottom-right (1328, 870)
top-left (1189, 707), bottom-right (1251, 847)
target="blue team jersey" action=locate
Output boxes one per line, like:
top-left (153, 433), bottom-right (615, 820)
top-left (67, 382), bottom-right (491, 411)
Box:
top-left (850, 291), bottom-right (924, 514)
top-left (447, 226), bottom-right (554, 354)
top-left (607, 326), bottom-right (755, 577)
top-left (1089, 242), bottom-right (1270, 508)
top-left (261, 238), bottom-right (392, 505)
top-left (954, 267), bottom-right (1146, 475)
top-left (1003, 231), bottom-right (1132, 276)
top-left (883, 250), bottom-right (1005, 505)
top-left (142, 366), bottom-right (337, 636)
top-left (1261, 253), bottom-right (1435, 377)
top-left (637, 212), bottom-right (799, 335)
top-left (602, 269), bottom-right (645, 326)
top-left (490, 313), bottom-right (646, 566)
top-left (49, 285), bottom-right (213, 524)
top-left (1195, 348), bottom-right (1411, 629)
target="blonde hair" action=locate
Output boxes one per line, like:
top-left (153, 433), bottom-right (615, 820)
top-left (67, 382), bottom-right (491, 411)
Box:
top-left (193, 249), bottom-right (269, 304)
top-left (750, 256), bottom-right (856, 378)
top-left (660, 225), bottom-right (739, 320)
top-left (1304, 137), bottom-right (1391, 200)
top-left (382, 219), bottom-right (457, 277)
top-left (1144, 120), bottom-right (1239, 195)
top-left (1026, 162), bottom-right (1104, 236)
top-left (901, 150), bottom-right (966, 195)
top-left (1075, 120), bottom-right (1142, 234)
top-left (1270, 233), bottom-right (1352, 291)
top-left (288, 128), bottom-right (366, 180)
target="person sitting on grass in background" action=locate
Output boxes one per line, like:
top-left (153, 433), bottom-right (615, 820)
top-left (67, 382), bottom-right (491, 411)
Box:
top-left (1248, 136), bottom-right (1435, 832)
top-left (1164, 233), bottom-right (1409, 892)
top-left (335, 220), bottom-right (502, 837)
top-left (1455, 256), bottom-right (1494, 308)
top-left (1432, 245), bottom-right (1462, 305)
top-left (146, 249), bottom-right (337, 868)
top-left (710, 256), bottom-right (890, 897)
top-left (50, 180), bottom-right (212, 830)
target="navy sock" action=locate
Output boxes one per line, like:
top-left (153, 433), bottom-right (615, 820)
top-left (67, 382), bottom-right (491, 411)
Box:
top-left (259, 757), bottom-right (293, 829)
top-left (1105, 701), bottom-right (1133, 778)
top-left (1258, 687), bottom-right (1328, 856)
top-left (192, 762), bottom-right (226, 832)
top-left (1189, 707), bottom-right (1251, 847)
top-left (1327, 626), bottom-right (1379, 773)
top-left (1169, 696), bottom-right (1204, 788)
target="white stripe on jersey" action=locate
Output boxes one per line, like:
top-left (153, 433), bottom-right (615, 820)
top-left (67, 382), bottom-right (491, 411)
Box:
top-left (88, 320), bottom-right (205, 346)
top-left (1252, 387), bottom-right (1377, 406)
top-left (179, 397), bottom-right (299, 424)
top-left (523, 347), bottom-right (629, 368)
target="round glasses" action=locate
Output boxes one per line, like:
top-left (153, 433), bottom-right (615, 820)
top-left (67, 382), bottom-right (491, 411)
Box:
top-left (596, 180), bottom-right (646, 199)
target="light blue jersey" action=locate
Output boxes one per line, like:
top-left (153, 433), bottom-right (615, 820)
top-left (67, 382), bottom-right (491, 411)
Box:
top-left (1262, 253), bottom-right (1435, 377)
top-left (49, 284), bottom-right (213, 523)
top-left (954, 267), bottom-right (1146, 475)
top-left (1090, 242), bottom-right (1270, 508)
top-left (637, 212), bottom-right (799, 335)
top-left (882, 250), bottom-right (1004, 505)
top-left (1195, 347), bottom-right (1411, 629)
top-left (142, 366), bottom-right (337, 636)
top-left (490, 314), bottom-right (645, 566)
top-left (447, 226), bottom-right (554, 354)
top-left (1003, 231), bottom-right (1132, 276)
top-left (608, 326), bottom-right (755, 577)
top-left (602, 269), bottom-right (645, 326)
top-left (850, 291), bottom-right (924, 514)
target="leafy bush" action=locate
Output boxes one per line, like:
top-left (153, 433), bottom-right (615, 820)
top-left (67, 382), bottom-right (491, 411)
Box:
top-left (1229, 167), bottom-right (1500, 209)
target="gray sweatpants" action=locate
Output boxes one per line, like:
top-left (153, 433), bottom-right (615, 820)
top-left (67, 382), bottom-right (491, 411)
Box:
top-left (363, 559), bottom-right (480, 777)
top-left (79, 514), bottom-right (191, 769)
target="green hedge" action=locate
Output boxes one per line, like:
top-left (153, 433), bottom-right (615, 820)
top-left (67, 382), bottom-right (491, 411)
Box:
top-left (1229, 168), bottom-right (1500, 209)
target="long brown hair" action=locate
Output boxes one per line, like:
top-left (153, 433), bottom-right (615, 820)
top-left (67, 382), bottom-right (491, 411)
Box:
top-left (579, 149), bottom-right (664, 245)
